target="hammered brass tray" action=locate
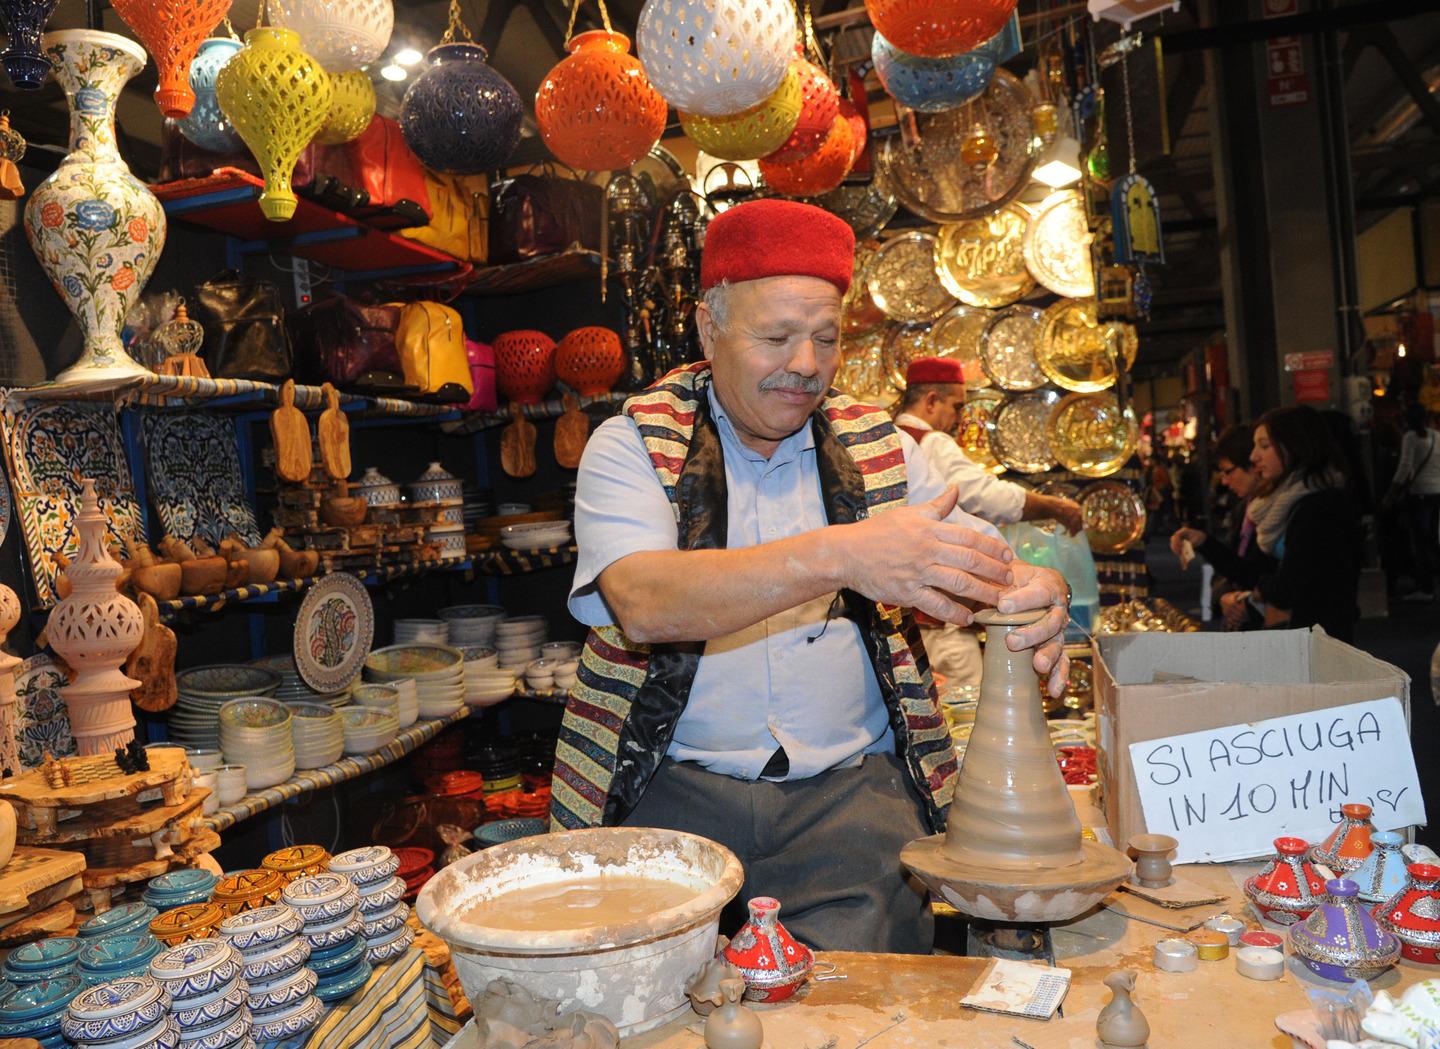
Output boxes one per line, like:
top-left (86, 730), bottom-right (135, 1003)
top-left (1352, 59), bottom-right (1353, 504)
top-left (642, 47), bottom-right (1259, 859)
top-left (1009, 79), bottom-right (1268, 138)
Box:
top-left (883, 322), bottom-right (935, 391)
top-left (1079, 480), bottom-right (1147, 553)
top-left (926, 304), bottom-right (994, 389)
top-left (1047, 391), bottom-right (1139, 478)
top-left (957, 389), bottom-right (1006, 474)
top-left (835, 326), bottom-right (894, 403)
top-left (1023, 189), bottom-right (1095, 299)
top-left (988, 389), bottom-right (1061, 474)
top-left (843, 241), bottom-right (888, 338)
top-left (1037, 299), bottom-right (1137, 393)
top-left (979, 304), bottom-right (1047, 391)
top-left (935, 202), bottom-right (1036, 307)
top-left (866, 231), bottom-right (955, 323)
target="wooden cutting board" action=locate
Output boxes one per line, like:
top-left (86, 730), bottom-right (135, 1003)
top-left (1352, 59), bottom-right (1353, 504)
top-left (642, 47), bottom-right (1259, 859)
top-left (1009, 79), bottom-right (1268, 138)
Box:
top-left (500, 403), bottom-right (537, 479)
top-left (317, 382), bottom-right (351, 483)
top-left (555, 395), bottom-right (590, 469)
top-left (126, 592), bottom-right (177, 714)
top-left (0, 848), bottom-right (86, 914)
top-left (270, 379), bottom-right (312, 484)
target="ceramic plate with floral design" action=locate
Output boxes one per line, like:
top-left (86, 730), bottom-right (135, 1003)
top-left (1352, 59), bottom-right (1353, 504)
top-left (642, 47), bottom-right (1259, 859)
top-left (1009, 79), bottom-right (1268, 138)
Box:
top-left (142, 413), bottom-right (260, 548)
top-left (293, 573), bottom-right (373, 695)
top-left (13, 654), bottom-right (77, 769)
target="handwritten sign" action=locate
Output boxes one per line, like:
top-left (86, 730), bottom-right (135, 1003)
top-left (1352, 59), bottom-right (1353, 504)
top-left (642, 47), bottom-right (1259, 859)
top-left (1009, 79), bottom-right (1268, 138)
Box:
top-left (1128, 698), bottom-right (1425, 863)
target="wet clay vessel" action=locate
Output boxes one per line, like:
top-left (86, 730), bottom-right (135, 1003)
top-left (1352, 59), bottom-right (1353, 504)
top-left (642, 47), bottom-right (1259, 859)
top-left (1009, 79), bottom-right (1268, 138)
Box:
top-left (1129, 833), bottom-right (1177, 889)
top-left (703, 976), bottom-right (762, 1049)
top-left (1097, 970), bottom-right (1149, 1048)
top-left (901, 608), bottom-right (1131, 921)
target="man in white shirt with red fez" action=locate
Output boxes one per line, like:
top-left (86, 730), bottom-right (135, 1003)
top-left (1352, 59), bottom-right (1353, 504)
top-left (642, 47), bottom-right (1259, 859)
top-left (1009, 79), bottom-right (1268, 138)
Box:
top-left (550, 199), bottom-right (1071, 954)
top-left (894, 356), bottom-right (1084, 685)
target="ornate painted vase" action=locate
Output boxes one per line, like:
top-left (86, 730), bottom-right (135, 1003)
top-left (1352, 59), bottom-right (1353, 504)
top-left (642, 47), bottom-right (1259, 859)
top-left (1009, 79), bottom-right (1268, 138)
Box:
top-left (1353, 829), bottom-right (1410, 905)
top-left (721, 897), bottom-right (813, 1003)
top-left (1288, 878), bottom-right (1400, 982)
top-left (1374, 863), bottom-right (1440, 966)
top-left (24, 30), bottom-right (165, 385)
top-left (1311, 802), bottom-right (1376, 874)
top-left (1243, 836), bottom-right (1329, 925)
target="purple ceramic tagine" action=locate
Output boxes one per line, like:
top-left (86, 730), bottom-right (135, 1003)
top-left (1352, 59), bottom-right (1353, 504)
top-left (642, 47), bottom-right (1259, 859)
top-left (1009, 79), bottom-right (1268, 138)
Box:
top-left (1288, 878), bottom-right (1400, 982)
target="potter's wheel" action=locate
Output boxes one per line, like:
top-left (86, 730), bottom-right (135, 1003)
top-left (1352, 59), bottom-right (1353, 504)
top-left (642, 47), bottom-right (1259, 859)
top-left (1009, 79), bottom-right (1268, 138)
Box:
top-left (901, 834), bottom-right (1131, 923)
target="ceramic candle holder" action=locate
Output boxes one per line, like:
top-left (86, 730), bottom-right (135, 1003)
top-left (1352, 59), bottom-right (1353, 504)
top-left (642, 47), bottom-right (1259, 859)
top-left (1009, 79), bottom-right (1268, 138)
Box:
top-left (1353, 830), bottom-right (1409, 904)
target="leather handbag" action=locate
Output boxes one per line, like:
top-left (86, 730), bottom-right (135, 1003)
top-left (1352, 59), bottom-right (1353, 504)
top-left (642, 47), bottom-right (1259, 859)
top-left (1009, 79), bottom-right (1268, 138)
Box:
top-left (400, 168), bottom-right (489, 263)
top-left (159, 120), bottom-right (319, 188)
top-left (463, 337), bottom-right (498, 412)
top-left (288, 295), bottom-right (406, 392)
top-left (328, 115), bottom-right (430, 222)
top-left (489, 167), bottom-right (602, 263)
top-left (192, 271), bottom-right (293, 381)
top-left (391, 301), bottom-right (473, 402)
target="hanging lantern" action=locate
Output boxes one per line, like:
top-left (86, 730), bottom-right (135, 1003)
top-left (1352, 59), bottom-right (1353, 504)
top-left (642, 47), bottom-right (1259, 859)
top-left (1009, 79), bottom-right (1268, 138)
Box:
top-left (960, 122), bottom-right (998, 171)
top-left (536, 30), bottom-right (666, 172)
top-left (399, 43), bottom-right (522, 174)
top-left (269, 0), bottom-right (393, 72)
top-left (314, 69), bottom-right (375, 145)
top-left (679, 64), bottom-right (802, 162)
top-left (759, 112), bottom-right (854, 197)
top-left (636, 0), bottom-right (795, 117)
top-left (837, 97), bottom-right (866, 166)
top-left (865, 0), bottom-right (1017, 59)
top-left (871, 29), bottom-right (1000, 113)
top-left (178, 37), bottom-right (243, 152)
top-left (216, 27), bottom-right (333, 221)
top-left (0, 0), bottom-right (59, 89)
top-left (111, 0), bottom-right (232, 118)
top-left (0, 111), bottom-right (26, 200)
top-left (762, 55), bottom-right (838, 164)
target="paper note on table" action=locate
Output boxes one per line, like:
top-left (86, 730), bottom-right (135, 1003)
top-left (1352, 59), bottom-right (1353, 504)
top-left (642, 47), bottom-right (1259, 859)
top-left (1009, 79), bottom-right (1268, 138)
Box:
top-left (1128, 697), bottom-right (1426, 863)
top-left (960, 959), bottom-right (1071, 1020)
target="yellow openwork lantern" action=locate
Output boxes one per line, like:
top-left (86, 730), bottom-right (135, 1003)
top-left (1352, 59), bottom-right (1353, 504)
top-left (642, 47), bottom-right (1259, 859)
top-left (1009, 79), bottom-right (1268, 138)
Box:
top-left (216, 27), bottom-right (333, 221)
top-left (314, 69), bottom-right (375, 145)
top-left (679, 64), bottom-right (803, 162)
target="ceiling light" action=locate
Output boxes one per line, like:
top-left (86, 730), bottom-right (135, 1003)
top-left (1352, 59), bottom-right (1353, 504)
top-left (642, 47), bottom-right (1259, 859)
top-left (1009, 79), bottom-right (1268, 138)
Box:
top-left (1398, 342), bottom-right (1407, 358)
top-left (1032, 134), bottom-right (1083, 189)
top-left (380, 63), bottom-right (407, 82)
top-left (395, 47), bottom-right (423, 67)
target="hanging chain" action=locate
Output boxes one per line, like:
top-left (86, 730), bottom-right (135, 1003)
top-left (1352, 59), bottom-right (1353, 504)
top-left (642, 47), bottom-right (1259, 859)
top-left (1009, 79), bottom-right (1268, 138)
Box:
top-left (1121, 41), bottom-right (1136, 175)
top-left (255, 0), bottom-right (267, 29)
top-left (221, 15), bottom-right (240, 39)
top-left (442, 0), bottom-right (474, 44)
top-left (565, 0), bottom-right (614, 43)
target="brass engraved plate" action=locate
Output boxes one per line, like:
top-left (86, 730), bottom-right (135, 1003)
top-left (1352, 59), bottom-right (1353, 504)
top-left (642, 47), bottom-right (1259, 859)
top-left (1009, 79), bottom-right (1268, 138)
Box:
top-left (979, 304), bottom-right (1046, 391)
top-left (1023, 189), bottom-right (1095, 299)
top-left (1079, 480), bottom-right (1147, 553)
top-left (835, 326), bottom-right (894, 403)
top-left (1038, 299), bottom-right (1137, 393)
top-left (926, 304), bottom-right (994, 390)
top-left (1047, 392), bottom-right (1139, 478)
top-left (988, 389), bottom-right (1061, 474)
top-left (935, 203), bottom-right (1036, 308)
top-left (843, 241), bottom-right (888, 338)
top-left (883, 322), bottom-right (934, 391)
top-left (958, 388), bottom-right (1005, 475)
top-left (866, 232), bottom-right (955, 324)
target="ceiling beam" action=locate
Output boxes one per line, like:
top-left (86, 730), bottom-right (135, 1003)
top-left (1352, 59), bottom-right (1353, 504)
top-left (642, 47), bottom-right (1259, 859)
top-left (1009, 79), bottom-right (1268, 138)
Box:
top-left (1343, 26), bottom-right (1440, 139)
top-left (1158, 0), bottom-right (1435, 55)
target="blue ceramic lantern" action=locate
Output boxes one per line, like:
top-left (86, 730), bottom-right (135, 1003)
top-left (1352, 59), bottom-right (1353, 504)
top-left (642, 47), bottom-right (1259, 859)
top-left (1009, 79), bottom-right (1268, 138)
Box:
top-left (0, 0), bottom-right (59, 89)
top-left (399, 43), bottom-right (522, 175)
top-left (871, 29), bottom-right (997, 113)
top-left (177, 37), bottom-right (244, 153)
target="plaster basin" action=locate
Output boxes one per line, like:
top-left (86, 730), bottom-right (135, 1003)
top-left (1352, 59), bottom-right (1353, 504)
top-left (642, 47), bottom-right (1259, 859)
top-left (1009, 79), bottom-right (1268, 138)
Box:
top-left (416, 827), bottom-right (743, 1036)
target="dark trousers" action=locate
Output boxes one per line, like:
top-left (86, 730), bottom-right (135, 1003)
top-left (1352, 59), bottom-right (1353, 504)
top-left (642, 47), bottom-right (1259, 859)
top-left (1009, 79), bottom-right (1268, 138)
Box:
top-left (622, 753), bottom-right (934, 954)
top-left (1404, 494), bottom-right (1440, 591)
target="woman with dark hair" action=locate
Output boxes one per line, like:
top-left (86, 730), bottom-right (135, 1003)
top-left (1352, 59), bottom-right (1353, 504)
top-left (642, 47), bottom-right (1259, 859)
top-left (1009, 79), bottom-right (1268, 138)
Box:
top-left (1237, 405), bottom-right (1362, 641)
top-left (1170, 424), bottom-right (1277, 629)
top-left (1383, 402), bottom-right (1440, 601)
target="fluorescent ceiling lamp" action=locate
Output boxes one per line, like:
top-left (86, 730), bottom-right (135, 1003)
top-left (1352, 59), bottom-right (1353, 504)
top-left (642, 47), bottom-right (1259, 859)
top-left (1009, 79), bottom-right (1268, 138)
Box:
top-left (380, 63), bottom-right (407, 82)
top-left (395, 47), bottom-right (423, 66)
top-left (1032, 134), bottom-right (1083, 188)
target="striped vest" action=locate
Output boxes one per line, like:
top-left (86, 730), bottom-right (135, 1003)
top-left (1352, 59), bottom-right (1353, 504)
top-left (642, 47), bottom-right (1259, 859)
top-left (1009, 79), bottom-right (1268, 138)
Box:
top-left (548, 363), bottom-right (957, 831)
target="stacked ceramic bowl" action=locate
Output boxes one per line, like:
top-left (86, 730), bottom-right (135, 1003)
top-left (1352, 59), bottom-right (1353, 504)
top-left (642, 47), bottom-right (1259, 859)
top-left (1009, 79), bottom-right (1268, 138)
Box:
top-left (458, 646), bottom-right (513, 707)
top-left (218, 700), bottom-right (294, 790)
top-left (0, 974), bottom-right (84, 1046)
top-left (340, 706), bottom-right (399, 755)
top-left (216, 906), bottom-right (321, 1043)
top-left (280, 874), bottom-right (370, 1003)
top-left (351, 684), bottom-right (400, 721)
top-left (248, 655), bottom-right (352, 708)
top-left (78, 935), bottom-right (163, 985)
top-left (289, 703), bottom-right (344, 770)
top-left (495, 616), bottom-right (549, 674)
top-left (437, 605), bottom-right (505, 647)
top-left (149, 939), bottom-right (250, 1049)
top-left (170, 666), bottom-right (282, 750)
top-left (78, 903), bottom-right (159, 941)
top-left (143, 870), bottom-right (218, 914)
top-left (60, 974), bottom-right (177, 1049)
top-left (327, 848), bottom-right (414, 964)
top-left (390, 679), bottom-right (419, 728)
top-left (500, 520), bottom-right (573, 552)
top-left (364, 645), bottom-right (463, 719)
top-left (393, 619), bottom-right (449, 645)
top-left (4, 937), bottom-right (81, 985)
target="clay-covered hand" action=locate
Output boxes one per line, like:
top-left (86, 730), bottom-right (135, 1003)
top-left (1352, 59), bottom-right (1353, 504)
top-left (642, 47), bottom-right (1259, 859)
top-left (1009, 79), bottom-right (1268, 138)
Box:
top-left (1169, 526), bottom-right (1206, 556)
top-left (996, 562), bottom-right (1070, 699)
top-left (837, 486), bottom-right (1014, 625)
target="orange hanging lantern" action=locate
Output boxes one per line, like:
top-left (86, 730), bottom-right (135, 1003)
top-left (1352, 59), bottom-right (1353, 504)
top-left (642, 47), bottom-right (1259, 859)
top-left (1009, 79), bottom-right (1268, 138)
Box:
top-left (864, 0), bottom-right (1017, 59)
top-left (763, 55), bottom-right (839, 164)
top-left (837, 96), bottom-right (867, 166)
top-left (536, 28), bottom-right (666, 172)
top-left (112, 0), bottom-right (233, 118)
top-left (759, 112), bottom-right (855, 197)
top-left (556, 326), bottom-right (625, 396)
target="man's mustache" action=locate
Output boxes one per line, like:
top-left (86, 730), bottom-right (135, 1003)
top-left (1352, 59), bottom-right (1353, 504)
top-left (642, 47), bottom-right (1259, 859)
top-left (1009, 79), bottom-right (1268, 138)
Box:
top-left (759, 374), bottom-right (823, 394)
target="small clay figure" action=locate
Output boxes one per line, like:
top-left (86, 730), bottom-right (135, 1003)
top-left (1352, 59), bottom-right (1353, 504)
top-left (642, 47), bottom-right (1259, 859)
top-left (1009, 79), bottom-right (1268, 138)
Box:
top-left (704, 976), bottom-right (763, 1049)
top-left (521, 1014), bottom-right (619, 1049)
top-left (1097, 970), bottom-right (1149, 1048)
top-left (686, 953), bottom-right (744, 1016)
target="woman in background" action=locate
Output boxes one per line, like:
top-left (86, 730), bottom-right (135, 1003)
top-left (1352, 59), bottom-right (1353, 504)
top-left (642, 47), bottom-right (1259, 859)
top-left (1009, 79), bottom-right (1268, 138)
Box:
top-left (1384, 402), bottom-right (1440, 602)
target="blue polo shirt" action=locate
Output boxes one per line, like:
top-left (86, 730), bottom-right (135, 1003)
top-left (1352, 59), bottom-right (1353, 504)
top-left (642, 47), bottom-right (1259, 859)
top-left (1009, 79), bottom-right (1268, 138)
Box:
top-left (568, 387), bottom-right (1002, 782)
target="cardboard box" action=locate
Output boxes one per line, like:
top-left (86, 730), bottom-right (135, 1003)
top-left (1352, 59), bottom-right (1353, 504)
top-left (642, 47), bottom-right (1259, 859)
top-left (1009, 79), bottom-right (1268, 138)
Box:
top-left (1094, 627), bottom-right (1410, 856)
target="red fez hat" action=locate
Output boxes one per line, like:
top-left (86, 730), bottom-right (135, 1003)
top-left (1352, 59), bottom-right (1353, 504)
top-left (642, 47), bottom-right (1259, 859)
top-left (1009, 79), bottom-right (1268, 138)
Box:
top-left (700, 199), bottom-right (855, 294)
top-left (906, 356), bottom-right (967, 386)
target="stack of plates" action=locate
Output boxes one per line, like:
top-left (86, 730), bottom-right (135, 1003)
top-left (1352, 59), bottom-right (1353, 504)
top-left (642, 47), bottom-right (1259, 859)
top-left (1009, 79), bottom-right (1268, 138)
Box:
top-left (148, 940), bottom-right (249, 1049)
top-left (281, 875), bottom-right (370, 1004)
top-left (216, 906), bottom-right (322, 1043)
top-left (459, 648), bottom-right (515, 707)
top-left (437, 605), bottom-right (505, 647)
top-left (496, 616), bottom-right (548, 673)
top-left (340, 707), bottom-right (399, 755)
top-left (218, 699), bottom-right (294, 790)
top-left (290, 704), bottom-right (344, 770)
top-left (390, 679), bottom-right (419, 729)
top-left (169, 665), bottom-right (282, 750)
top-left (327, 848), bottom-right (414, 965)
top-left (249, 655), bottom-right (351, 707)
top-left (393, 619), bottom-right (449, 645)
top-left (364, 645), bottom-right (463, 718)
top-left (499, 520), bottom-right (573, 551)
top-left (59, 974), bottom-right (178, 1049)
top-left (77, 935), bottom-right (162, 984)
top-left (0, 974), bottom-right (84, 1045)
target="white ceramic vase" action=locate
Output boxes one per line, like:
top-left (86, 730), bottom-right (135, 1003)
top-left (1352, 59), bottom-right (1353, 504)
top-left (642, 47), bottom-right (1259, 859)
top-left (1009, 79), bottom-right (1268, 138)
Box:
top-left (47, 479), bottom-right (142, 755)
top-left (24, 30), bottom-right (166, 385)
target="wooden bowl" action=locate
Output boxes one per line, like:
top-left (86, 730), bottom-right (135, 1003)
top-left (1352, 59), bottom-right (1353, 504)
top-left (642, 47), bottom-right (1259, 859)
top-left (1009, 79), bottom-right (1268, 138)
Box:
top-left (320, 496), bottom-right (367, 527)
top-left (279, 549), bottom-right (320, 579)
top-left (179, 556), bottom-right (228, 596)
top-left (131, 561), bottom-right (182, 601)
top-left (235, 548), bottom-right (280, 585)
top-left (223, 560), bottom-right (248, 589)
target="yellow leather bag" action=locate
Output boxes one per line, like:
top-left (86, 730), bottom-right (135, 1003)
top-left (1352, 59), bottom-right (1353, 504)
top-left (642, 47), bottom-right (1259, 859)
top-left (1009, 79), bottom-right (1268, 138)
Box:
top-left (390, 300), bottom-right (473, 400)
top-left (399, 170), bottom-right (489, 264)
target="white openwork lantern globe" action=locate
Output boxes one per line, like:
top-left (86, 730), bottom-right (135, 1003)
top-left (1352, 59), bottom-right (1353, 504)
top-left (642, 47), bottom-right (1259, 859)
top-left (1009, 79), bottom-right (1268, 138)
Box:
top-left (269, 0), bottom-right (395, 72)
top-left (637, 0), bottom-right (797, 117)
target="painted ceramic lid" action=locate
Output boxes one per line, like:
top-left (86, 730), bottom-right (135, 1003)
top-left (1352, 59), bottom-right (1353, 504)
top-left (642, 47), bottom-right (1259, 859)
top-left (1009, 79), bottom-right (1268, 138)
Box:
top-left (414, 461), bottom-right (457, 482)
top-left (1249, 837), bottom-right (1327, 900)
top-left (263, 845), bottom-right (330, 876)
top-left (64, 973), bottom-right (166, 1021)
top-left (218, 903), bottom-right (304, 943)
top-left (283, 873), bottom-right (355, 908)
top-left (149, 902), bottom-right (223, 940)
top-left (6, 937), bottom-right (81, 973)
top-left (78, 902), bottom-right (159, 939)
top-left (0, 975), bottom-right (83, 1021)
top-left (329, 846), bottom-right (398, 884)
top-left (213, 868), bottom-right (285, 901)
top-left (357, 467), bottom-right (395, 488)
top-left (146, 869), bottom-right (217, 898)
top-left (149, 938), bottom-right (236, 980)
top-left (78, 935), bottom-right (161, 973)
top-left (308, 934), bottom-right (365, 972)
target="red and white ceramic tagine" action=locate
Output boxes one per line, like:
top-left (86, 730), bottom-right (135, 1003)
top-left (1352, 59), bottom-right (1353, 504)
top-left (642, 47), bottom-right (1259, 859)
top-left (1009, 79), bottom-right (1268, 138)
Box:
top-left (1244, 836), bottom-right (1330, 925)
top-left (1373, 862), bottom-right (1440, 966)
top-left (721, 897), bottom-right (814, 1003)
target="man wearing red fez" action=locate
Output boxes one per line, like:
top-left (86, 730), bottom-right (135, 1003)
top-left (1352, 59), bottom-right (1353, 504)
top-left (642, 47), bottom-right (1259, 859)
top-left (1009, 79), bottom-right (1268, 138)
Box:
top-left (896, 356), bottom-right (1084, 686)
top-left (552, 199), bottom-right (1070, 953)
